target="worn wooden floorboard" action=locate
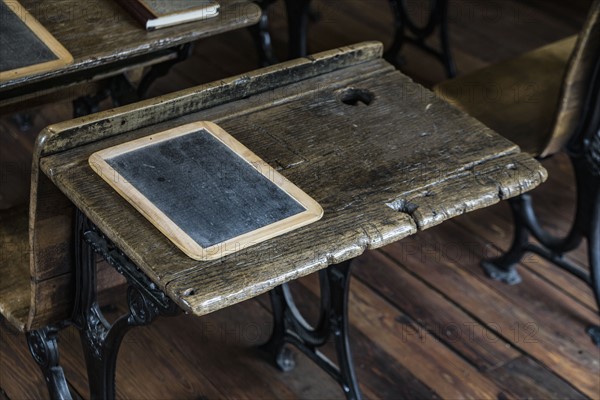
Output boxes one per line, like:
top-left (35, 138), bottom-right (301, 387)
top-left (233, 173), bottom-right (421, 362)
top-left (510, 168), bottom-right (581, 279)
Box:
top-left (1, 0), bottom-right (595, 399)
top-left (380, 222), bottom-right (600, 399)
top-left (0, 320), bottom-right (50, 400)
top-left (352, 251), bottom-right (592, 399)
top-left (352, 251), bottom-right (521, 372)
top-left (455, 205), bottom-right (596, 312)
top-left (254, 276), bottom-right (441, 400)
top-left (453, 153), bottom-right (595, 311)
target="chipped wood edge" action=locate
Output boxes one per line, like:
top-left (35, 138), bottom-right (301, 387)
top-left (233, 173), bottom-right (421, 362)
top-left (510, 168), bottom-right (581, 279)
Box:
top-left (169, 210), bottom-right (418, 316)
top-left (0, 1), bottom-right (262, 91)
top-left (393, 153), bottom-right (549, 231)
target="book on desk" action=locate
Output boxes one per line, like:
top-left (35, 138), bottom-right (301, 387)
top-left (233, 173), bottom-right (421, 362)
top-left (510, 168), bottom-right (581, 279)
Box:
top-left (0, 0), bottom-right (73, 82)
top-left (89, 121), bottom-right (323, 261)
top-left (115, 0), bottom-right (220, 30)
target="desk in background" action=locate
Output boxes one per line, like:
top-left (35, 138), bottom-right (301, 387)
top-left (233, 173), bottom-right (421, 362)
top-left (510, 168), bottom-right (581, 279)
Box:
top-left (0, 0), bottom-right (262, 114)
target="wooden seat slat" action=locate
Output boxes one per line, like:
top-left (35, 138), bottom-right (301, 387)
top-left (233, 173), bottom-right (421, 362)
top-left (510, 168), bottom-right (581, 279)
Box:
top-left (0, 206), bottom-right (31, 331)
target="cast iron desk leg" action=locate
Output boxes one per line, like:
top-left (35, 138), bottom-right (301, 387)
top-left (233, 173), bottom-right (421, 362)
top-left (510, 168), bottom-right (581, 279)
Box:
top-left (250, 0), bottom-right (278, 66)
top-left (385, 0), bottom-right (456, 78)
top-left (73, 210), bottom-right (180, 399)
top-left (261, 260), bottom-right (362, 399)
top-left (481, 154), bottom-right (600, 346)
top-left (26, 325), bottom-right (72, 400)
top-left (284, 0), bottom-right (312, 59)
top-left (283, 0), bottom-right (455, 77)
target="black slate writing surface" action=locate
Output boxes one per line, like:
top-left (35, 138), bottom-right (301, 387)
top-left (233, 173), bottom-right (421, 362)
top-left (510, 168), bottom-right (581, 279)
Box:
top-left (105, 128), bottom-right (307, 248)
top-left (0, 1), bottom-right (58, 72)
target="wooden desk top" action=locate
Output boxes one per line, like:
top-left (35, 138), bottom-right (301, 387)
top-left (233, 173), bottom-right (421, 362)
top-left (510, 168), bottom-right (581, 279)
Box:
top-left (0, 0), bottom-right (261, 106)
top-left (38, 42), bottom-right (547, 318)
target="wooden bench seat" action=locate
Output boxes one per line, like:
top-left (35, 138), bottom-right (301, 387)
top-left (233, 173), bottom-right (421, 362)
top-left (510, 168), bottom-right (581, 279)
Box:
top-left (0, 206), bottom-right (31, 331)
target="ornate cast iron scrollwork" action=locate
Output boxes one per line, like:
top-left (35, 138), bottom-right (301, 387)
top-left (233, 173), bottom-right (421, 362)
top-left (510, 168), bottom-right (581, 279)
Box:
top-left (275, 0), bottom-right (455, 77)
top-left (128, 285), bottom-right (161, 325)
top-left (386, 0), bottom-right (456, 77)
top-left (261, 260), bottom-right (362, 400)
top-left (81, 305), bottom-right (110, 360)
top-left (26, 326), bottom-right (72, 400)
top-left (81, 227), bottom-right (177, 314)
top-left (73, 210), bottom-right (179, 399)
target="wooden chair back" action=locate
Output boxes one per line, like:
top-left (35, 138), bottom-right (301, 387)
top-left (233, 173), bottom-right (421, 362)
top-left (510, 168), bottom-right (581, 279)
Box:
top-left (542, 0), bottom-right (600, 157)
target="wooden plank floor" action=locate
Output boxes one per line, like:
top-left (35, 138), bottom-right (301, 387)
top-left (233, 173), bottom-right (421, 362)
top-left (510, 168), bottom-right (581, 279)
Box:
top-left (1, 0), bottom-right (599, 398)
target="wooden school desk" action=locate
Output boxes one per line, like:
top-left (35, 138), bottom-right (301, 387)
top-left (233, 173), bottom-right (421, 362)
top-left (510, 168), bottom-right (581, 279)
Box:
top-left (0, 0), bottom-right (262, 113)
top-left (24, 42), bottom-right (546, 399)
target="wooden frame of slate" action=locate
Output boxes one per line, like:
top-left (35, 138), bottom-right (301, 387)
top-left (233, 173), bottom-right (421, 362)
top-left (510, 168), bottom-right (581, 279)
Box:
top-left (0, 0), bottom-right (73, 82)
top-left (89, 121), bottom-right (323, 261)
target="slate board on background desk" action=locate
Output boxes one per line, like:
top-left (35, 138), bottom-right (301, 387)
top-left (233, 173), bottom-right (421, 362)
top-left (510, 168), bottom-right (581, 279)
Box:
top-left (0, 0), bottom-right (72, 82)
top-left (89, 121), bottom-right (323, 261)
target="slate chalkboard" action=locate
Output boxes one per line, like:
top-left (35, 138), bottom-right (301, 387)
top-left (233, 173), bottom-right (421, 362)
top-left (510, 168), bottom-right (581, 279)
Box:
top-left (0, 0), bottom-right (72, 82)
top-left (89, 121), bottom-right (323, 260)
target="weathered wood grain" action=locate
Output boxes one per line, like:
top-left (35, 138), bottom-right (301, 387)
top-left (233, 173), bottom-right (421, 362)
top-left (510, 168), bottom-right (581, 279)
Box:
top-left (308, 277), bottom-right (507, 399)
top-left (452, 152), bottom-right (590, 265)
top-left (352, 250), bottom-right (520, 372)
top-left (25, 42), bottom-right (389, 326)
top-left (347, 325), bottom-right (440, 400)
top-left (489, 356), bottom-right (588, 400)
top-left (90, 121), bottom-right (322, 261)
top-left (352, 248), bottom-right (593, 399)
top-left (455, 205), bottom-right (596, 310)
top-left (56, 287), bottom-right (344, 400)
top-left (0, 322), bottom-right (51, 400)
top-left (38, 42), bottom-right (546, 321)
top-left (0, 206), bottom-right (30, 331)
top-left (254, 276), bottom-right (441, 399)
top-left (0, 0), bottom-right (72, 81)
top-left (36, 42), bottom-right (386, 157)
top-left (0, 2), bottom-right (591, 399)
top-left (382, 222), bottom-right (600, 398)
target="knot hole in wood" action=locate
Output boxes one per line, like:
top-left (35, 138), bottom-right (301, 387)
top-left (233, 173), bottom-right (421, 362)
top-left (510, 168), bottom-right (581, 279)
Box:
top-left (338, 87), bottom-right (374, 106)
